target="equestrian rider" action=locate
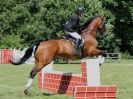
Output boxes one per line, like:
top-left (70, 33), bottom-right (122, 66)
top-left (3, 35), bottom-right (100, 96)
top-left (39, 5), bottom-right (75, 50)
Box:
top-left (64, 6), bottom-right (85, 56)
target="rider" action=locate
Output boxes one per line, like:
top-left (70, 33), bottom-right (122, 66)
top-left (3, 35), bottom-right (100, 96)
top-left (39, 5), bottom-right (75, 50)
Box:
top-left (64, 6), bottom-right (85, 56)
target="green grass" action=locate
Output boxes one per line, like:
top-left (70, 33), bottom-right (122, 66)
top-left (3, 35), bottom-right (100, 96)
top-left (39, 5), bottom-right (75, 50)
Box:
top-left (0, 59), bottom-right (133, 99)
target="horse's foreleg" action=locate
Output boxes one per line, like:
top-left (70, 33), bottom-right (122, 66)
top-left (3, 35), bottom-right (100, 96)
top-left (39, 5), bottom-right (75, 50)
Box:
top-left (88, 48), bottom-right (106, 65)
top-left (87, 48), bottom-right (103, 56)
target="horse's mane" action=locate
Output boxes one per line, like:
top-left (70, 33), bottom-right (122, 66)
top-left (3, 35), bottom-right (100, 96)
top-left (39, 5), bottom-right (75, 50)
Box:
top-left (81, 16), bottom-right (101, 31)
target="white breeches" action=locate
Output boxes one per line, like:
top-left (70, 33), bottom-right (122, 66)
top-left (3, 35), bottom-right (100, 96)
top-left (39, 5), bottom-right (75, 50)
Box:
top-left (65, 31), bottom-right (81, 39)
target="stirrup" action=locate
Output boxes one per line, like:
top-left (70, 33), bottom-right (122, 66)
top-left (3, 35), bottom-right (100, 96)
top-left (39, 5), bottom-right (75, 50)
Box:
top-left (75, 39), bottom-right (83, 48)
top-left (78, 38), bottom-right (84, 47)
top-left (74, 48), bottom-right (81, 56)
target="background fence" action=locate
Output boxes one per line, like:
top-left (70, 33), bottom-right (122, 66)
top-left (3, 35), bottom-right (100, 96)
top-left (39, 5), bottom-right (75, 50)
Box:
top-left (0, 48), bottom-right (121, 64)
top-left (0, 48), bottom-right (34, 64)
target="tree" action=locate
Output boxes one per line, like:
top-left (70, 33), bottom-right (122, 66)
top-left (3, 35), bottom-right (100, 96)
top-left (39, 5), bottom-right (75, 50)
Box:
top-left (0, 0), bottom-right (133, 55)
top-left (0, 34), bottom-right (24, 48)
top-left (102, 0), bottom-right (133, 55)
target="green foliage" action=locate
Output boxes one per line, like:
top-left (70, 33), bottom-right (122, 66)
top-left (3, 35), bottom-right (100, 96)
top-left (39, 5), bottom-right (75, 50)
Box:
top-left (0, 0), bottom-right (133, 55)
top-left (0, 34), bottom-right (24, 48)
top-left (121, 52), bottom-right (133, 59)
top-left (0, 34), bottom-right (23, 48)
top-left (102, 0), bottom-right (133, 55)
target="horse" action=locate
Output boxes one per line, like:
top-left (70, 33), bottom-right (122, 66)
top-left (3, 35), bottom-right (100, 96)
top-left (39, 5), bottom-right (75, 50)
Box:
top-left (10, 16), bottom-right (107, 95)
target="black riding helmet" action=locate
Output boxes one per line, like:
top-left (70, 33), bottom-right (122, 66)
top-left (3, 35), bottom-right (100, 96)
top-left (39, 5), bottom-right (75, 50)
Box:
top-left (76, 6), bottom-right (85, 14)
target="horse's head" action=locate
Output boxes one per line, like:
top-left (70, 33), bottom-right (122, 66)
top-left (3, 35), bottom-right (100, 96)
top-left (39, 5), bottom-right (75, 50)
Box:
top-left (81, 16), bottom-right (107, 39)
top-left (97, 16), bottom-right (107, 37)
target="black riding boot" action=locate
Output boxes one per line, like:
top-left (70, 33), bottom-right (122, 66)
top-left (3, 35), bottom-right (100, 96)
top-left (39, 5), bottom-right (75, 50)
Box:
top-left (74, 39), bottom-right (82, 56)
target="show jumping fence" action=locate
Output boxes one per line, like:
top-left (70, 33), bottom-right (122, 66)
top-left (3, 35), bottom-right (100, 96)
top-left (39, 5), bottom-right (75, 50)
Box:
top-left (0, 48), bottom-right (34, 64)
top-left (38, 59), bottom-right (117, 99)
top-left (0, 49), bottom-right (14, 64)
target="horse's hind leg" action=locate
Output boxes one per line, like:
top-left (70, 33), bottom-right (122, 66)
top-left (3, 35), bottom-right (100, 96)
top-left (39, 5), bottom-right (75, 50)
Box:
top-left (24, 66), bottom-right (38, 95)
top-left (24, 44), bottom-right (57, 95)
top-left (24, 60), bottom-right (52, 95)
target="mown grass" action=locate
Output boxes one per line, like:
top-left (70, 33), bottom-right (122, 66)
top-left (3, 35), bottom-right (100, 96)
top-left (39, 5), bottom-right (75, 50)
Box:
top-left (0, 59), bottom-right (133, 99)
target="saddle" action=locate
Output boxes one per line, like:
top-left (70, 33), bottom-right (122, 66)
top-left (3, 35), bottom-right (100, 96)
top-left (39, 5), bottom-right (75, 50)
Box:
top-left (65, 34), bottom-right (84, 56)
top-left (65, 34), bottom-right (83, 46)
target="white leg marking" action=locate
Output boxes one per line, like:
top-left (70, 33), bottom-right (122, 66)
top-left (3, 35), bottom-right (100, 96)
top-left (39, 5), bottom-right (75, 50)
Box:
top-left (25, 78), bottom-right (33, 91)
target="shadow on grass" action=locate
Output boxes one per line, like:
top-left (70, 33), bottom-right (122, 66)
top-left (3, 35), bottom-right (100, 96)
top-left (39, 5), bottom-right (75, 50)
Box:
top-left (25, 92), bottom-right (55, 97)
top-left (42, 92), bottom-right (56, 96)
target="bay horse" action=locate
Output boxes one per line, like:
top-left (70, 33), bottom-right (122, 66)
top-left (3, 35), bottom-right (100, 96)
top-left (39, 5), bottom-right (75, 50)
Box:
top-left (10, 16), bottom-right (107, 95)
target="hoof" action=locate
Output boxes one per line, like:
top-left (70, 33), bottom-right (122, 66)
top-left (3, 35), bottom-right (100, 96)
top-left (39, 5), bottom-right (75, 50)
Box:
top-left (24, 90), bottom-right (28, 95)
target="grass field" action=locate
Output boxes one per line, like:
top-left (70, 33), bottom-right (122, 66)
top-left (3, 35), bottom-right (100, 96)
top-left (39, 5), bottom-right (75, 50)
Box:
top-left (0, 59), bottom-right (133, 99)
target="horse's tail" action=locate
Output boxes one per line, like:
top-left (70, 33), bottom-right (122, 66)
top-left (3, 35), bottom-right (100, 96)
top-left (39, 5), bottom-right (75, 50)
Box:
top-left (10, 41), bottom-right (41, 65)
